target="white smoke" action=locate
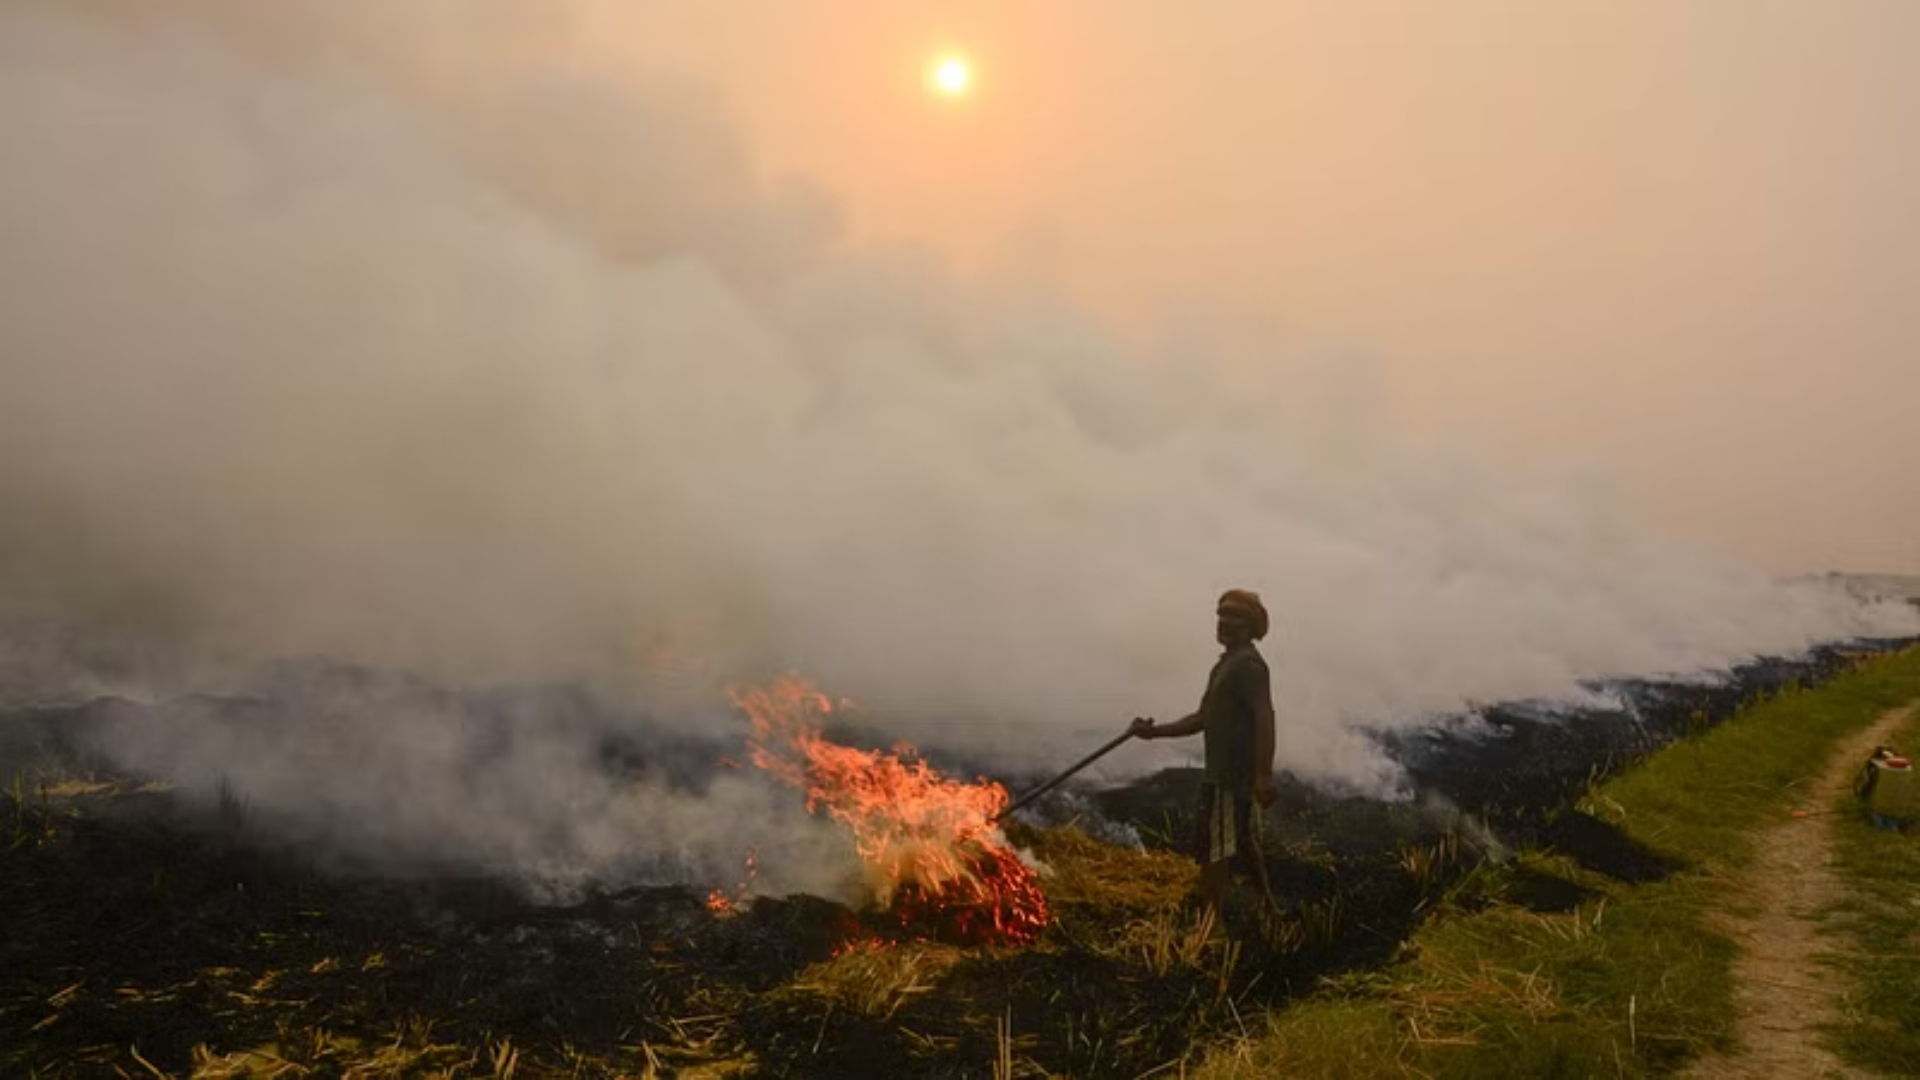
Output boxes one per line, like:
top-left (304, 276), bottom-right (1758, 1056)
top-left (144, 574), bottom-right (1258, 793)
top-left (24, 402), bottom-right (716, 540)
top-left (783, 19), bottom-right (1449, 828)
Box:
top-left (0, 1), bottom-right (1913, 892)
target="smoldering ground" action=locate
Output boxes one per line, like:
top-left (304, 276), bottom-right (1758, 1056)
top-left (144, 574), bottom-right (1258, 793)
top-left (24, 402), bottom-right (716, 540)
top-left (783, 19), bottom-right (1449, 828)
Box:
top-left (1, 1), bottom-right (1915, 898)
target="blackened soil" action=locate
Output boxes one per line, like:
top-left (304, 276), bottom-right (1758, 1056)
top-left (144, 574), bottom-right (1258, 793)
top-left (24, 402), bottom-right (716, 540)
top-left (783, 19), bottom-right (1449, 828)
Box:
top-left (1376, 645), bottom-right (1883, 835)
top-left (0, 784), bottom-right (1393, 1078)
top-left (3, 639), bottom-right (1912, 1076)
top-left (0, 787), bottom-right (855, 1076)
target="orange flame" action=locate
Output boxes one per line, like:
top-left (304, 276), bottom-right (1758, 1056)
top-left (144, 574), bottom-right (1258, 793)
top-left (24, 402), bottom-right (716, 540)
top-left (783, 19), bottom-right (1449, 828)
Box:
top-left (729, 675), bottom-right (1049, 945)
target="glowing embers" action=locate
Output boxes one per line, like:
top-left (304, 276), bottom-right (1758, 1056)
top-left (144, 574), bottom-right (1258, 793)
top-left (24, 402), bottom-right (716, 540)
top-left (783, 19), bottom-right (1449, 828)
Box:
top-left (728, 675), bottom-right (1049, 946)
top-left (706, 845), bottom-right (758, 916)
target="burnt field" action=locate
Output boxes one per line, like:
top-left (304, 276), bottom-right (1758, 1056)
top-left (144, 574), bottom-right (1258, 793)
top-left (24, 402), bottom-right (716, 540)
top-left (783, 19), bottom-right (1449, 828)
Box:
top-left (2, 639), bottom-right (1911, 1077)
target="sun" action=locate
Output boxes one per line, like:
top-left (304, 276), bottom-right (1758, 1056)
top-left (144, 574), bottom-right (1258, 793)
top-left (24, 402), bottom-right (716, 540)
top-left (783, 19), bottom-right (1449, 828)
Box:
top-left (929, 55), bottom-right (972, 98)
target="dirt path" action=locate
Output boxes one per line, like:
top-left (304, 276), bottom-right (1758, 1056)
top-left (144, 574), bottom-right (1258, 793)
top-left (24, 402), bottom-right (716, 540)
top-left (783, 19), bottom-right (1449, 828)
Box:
top-left (1688, 703), bottom-right (1916, 1080)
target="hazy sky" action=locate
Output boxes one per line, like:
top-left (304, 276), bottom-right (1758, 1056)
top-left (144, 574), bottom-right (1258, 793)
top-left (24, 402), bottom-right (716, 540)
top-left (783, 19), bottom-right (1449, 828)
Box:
top-left (589, 0), bottom-right (1920, 573)
top-left (5, 0), bottom-right (1915, 890)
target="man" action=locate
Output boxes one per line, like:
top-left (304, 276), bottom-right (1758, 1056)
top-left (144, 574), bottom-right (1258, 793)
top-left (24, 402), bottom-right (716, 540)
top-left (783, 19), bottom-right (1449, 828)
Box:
top-left (1130, 589), bottom-right (1278, 918)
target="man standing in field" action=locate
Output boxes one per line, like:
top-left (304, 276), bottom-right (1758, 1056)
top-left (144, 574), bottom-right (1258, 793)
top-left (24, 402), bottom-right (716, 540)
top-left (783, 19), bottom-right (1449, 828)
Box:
top-left (1130, 589), bottom-right (1279, 918)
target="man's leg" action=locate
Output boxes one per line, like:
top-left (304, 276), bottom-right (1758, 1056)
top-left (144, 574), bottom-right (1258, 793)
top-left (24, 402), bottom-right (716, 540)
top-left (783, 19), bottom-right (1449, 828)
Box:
top-left (1232, 792), bottom-right (1271, 886)
top-left (1234, 792), bottom-right (1282, 920)
top-left (1198, 782), bottom-right (1236, 922)
top-left (1200, 858), bottom-right (1230, 919)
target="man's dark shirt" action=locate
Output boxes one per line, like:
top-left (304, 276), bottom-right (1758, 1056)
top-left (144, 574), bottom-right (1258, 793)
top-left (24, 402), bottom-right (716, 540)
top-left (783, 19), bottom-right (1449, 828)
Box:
top-left (1199, 643), bottom-right (1268, 791)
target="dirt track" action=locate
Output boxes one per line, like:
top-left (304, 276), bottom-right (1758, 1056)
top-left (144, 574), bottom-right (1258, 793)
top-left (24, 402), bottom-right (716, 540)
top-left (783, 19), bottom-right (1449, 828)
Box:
top-left (1689, 702), bottom-right (1916, 1079)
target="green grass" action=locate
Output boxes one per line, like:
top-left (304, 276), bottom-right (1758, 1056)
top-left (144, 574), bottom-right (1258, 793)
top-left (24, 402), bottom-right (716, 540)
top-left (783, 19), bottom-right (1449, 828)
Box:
top-left (1819, 701), bottom-right (1920, 1074)
top-left (1597, 658), bottom-right (1920, 870)
top-left (1196, 646), bottom-right (1920, 1079)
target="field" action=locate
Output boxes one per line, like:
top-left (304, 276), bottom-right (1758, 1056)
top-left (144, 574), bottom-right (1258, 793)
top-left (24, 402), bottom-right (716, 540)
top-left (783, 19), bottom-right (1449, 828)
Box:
top-left (3, 643), bottom-right (1914, 1077)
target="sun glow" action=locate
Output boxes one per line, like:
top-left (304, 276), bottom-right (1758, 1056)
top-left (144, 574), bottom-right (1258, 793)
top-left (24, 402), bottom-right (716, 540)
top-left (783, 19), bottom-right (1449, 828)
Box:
top-left (930, 55), bottom-right (972, 98)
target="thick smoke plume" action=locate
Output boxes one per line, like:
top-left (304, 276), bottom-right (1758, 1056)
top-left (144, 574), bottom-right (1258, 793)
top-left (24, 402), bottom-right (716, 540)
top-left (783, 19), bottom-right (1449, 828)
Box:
top-left (1, 2), bottom-right (1913, 893)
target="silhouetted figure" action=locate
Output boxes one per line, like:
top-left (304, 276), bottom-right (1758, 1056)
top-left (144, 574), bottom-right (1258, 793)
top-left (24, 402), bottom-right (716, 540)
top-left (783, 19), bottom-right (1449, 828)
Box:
top-left (1131, 589), bottom-right (1278, 919)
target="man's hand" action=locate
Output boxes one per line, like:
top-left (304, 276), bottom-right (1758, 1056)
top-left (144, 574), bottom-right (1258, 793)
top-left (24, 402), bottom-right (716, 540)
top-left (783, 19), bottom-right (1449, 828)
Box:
top-left (1253, 775), bottom-right (1278, 808)
top-left (1128, 716), bottom-right (1157, 739)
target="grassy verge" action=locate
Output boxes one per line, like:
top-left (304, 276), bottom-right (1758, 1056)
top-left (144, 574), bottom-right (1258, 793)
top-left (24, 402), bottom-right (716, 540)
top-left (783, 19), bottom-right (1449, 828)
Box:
top-left (1819, 701), bottom-right (1920, 1074)
top-left (1196, 645), bottom-right (1920, 1079)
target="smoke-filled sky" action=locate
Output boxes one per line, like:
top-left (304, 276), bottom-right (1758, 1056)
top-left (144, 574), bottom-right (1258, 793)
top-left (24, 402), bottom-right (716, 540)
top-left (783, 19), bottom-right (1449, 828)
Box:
top-left (602, 0), bottom-right (1920, 574)
top-left (0, 0), bottom-right (1916, 892)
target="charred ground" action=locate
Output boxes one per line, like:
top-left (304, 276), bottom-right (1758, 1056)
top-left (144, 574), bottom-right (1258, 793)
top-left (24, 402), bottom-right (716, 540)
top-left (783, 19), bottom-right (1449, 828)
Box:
top-left (2, 640), bottom-right (1909, 1077)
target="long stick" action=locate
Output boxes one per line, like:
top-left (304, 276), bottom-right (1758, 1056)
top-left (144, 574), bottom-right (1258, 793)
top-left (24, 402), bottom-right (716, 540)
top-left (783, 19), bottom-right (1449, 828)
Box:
top-left (995, 730), bottom-right (1137, 821)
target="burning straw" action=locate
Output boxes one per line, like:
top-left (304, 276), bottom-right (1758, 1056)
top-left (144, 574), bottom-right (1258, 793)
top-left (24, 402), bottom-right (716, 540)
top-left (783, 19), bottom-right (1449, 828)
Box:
top-left (729, 675), bottom-right (1049, 945)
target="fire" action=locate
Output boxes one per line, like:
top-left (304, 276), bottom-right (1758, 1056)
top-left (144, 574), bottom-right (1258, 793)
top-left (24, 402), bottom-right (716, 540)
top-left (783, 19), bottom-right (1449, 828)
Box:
top-left (729, 675), bottom-right (1049, 945)
top-left (705, 846), bottom-right (758, 916)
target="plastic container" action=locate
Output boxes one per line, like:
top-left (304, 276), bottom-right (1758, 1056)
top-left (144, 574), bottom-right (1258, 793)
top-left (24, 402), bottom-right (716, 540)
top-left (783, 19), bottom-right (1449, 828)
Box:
top-left (1865, 757), bottom-right (1916, 820)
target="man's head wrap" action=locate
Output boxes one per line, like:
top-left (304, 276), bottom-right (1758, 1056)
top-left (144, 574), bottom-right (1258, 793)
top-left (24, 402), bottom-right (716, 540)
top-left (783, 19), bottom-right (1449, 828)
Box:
top-left (1216, 589), bottom-right (1269, 640)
